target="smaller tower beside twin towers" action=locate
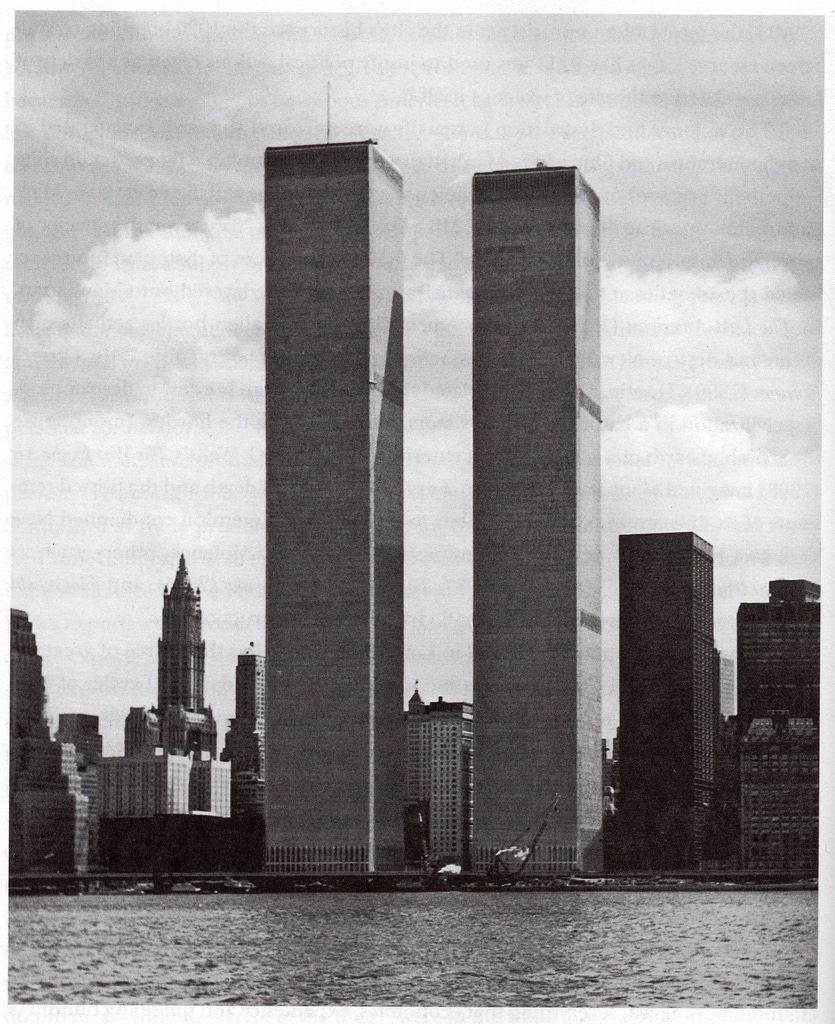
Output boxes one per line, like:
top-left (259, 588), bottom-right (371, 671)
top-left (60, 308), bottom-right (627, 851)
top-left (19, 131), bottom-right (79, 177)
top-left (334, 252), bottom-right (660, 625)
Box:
top-left (158, 553), bottom-right (206, 711)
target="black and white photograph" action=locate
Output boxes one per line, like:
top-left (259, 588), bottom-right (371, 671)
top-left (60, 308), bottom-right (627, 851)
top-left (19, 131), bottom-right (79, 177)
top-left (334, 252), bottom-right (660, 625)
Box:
top-left (6, 5), bottom-right (829, 1012)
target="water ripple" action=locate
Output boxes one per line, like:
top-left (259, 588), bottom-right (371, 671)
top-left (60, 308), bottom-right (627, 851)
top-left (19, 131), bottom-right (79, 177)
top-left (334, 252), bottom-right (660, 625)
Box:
top-left (7, 890), bottom-right (816, 1007)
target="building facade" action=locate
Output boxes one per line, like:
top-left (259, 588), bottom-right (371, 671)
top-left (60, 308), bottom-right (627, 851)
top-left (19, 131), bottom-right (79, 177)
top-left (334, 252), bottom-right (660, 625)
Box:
top-left (472, 164), bottom-right (602, 873)
top-left (740, 714), bottom-right (818, 871)
top-left (99, 751), bottom-right (230, 818)
top-left (405, 689), bottom-right (473, 868)
top-left (617, 532), bottom-right (716, 869)
top-left (737, 580), bottom-right (820, 730)
top-left (264, 140), bottom-right (405, 874)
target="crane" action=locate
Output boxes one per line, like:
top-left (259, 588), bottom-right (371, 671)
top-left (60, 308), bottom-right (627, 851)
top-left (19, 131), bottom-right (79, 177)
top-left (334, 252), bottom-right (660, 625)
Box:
top-left (488, 795), bottom-right (561, 883)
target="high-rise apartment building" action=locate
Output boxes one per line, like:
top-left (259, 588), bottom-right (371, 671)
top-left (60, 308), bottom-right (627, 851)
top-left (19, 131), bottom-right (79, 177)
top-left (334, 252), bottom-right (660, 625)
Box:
top-left (737, 580), bottom-right (820, 730)
top-left (472, 164), bottom-right (602, 873)
top-left (618, 532), bottom-right (716, 869)
top-left (405, 689), bottom-right (474, 869)
top-left (264, 141), bottom-right (405, 874)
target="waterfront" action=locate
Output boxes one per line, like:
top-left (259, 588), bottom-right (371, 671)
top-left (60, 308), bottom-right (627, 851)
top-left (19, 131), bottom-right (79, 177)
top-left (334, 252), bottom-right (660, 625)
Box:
top-left (8, 890), bottom-right (816, 1006)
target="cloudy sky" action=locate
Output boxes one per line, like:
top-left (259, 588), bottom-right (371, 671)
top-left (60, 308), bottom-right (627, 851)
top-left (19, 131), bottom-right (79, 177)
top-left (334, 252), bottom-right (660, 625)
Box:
top-left (12, 12), bottom-right (823, 754)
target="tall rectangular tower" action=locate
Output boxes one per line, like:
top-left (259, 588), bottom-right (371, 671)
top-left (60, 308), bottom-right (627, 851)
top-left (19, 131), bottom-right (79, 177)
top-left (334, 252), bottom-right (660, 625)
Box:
top-left (405, 690), bottom-right (474, 868)
top-left (265, 141), bottom-right (404, 874)
top-left (472, 165), bottom-right (602, 873)
top-left (618, 532), bottom-right (715, 869)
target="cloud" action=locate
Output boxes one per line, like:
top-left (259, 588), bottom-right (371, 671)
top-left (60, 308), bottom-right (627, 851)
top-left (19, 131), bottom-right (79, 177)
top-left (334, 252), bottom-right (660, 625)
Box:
top-left (15, 207), bottom-right (264, 417)
top-left (601, 403), bottom-right (820, 734)
top-left (602, 262), bottom-right (820, 454)
top-left (13, 208), bottom-right (266, 751)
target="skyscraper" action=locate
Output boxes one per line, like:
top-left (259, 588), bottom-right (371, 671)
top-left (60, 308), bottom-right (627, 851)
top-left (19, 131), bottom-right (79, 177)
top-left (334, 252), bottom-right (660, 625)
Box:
top-left (223, 652), bottom-right (266, 779)
top-left (9, 610), bottom-right (89, 873)
top-left (10, 608), bottom-right (50, 742)
top-left (221, 651), bottom-right (266, 819)
top-left (405, 689), bottom-right (474, 869)
top-left (159, 553), bottom-right (206, 712)
top-left (264, 140), bottom-right (404, 874)
top-left (56, 714), bottom-right (103, 867)
top-left (618, 532), bottom-right (716, 869)
top-left (718, 654), bottom-right (736, 719)
top-left (124, 557), bottom-right (216, 759)
top-left (739, 712), bottom-right (818, 870)
top-left (153, 555), bottom-right (216, 757)
top-left (472, 164), bottom-right (602, 873)
top-left (737, 579), bottom-right (820, 730)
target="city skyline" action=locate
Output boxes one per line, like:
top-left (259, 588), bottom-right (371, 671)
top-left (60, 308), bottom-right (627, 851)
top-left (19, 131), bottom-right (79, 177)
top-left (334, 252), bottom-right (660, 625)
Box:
top-left (11, 13), bottom-right (823, 754)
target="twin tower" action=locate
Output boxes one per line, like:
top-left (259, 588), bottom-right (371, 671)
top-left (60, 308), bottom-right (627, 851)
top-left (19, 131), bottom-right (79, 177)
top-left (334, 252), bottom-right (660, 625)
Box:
top-left (265, 141), bottom-right (602, 874)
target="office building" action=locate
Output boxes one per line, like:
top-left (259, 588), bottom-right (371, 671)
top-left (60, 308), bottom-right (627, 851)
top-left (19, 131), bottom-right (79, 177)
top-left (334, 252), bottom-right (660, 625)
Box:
top-left (405, 689), bottom-right (473, 868)
top-left (264, 140), bottom-right (405, 874)
top-left (221, 650), bottom-right (266, 829)
top-left (124, 706), bottom-right (161, 756)
top-left (189, 754), bottom-right (232, 817)
top-left (740, 713), bottom-right (818, 870)
top-left (703, 713), bottom-right (741, 868)
top-left (56, 714), bottom-right (103, 868)
top-left (159, 553), bottom-right (205, 711)
top-left (718, 655), bottom-right (736, 719)
top-left (99, 751), bottom-right (230, 818)
top-left (9, 610), bottom-right (89, 873)
top-left (737, 580), bottom-right (820, 730)
top-left (10, 608), bottom-right (50, 742)
top-left (56, 714), bottom-right (102, 764)
top-left (618, 532), bottom-right (716, 869)
top-left (99, 753), bottom-right (192, 817)
top-left (127, 556), bottom-right (217, 758)
top-left (472, 164), bottom-right (602, 873)
top-left (222, 652), bottom-right (266, 778)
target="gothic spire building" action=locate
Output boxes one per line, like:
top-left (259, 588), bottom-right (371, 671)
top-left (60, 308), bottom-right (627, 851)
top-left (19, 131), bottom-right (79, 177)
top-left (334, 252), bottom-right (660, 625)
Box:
top-left (158, 553), bottom-right (206, 712)
top-left (125, 555), bottom-right (216, 759)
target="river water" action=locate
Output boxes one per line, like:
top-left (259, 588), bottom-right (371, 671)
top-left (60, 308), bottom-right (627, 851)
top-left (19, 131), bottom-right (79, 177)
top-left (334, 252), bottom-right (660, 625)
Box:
top-left (7, 891), bottom-right (817, 1006)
